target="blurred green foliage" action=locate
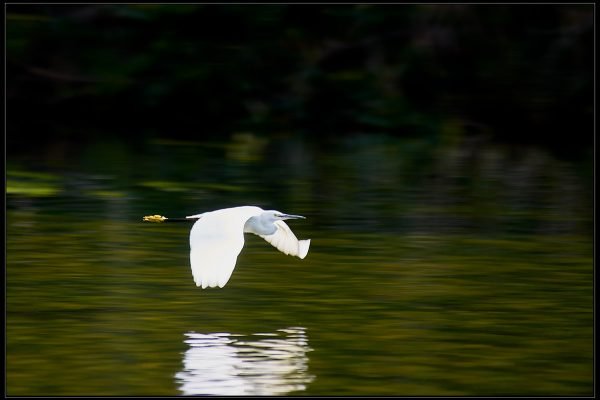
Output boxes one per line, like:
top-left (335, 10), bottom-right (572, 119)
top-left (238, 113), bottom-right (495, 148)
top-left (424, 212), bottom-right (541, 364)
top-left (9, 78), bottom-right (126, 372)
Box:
top-left (6, 4), bottom-right (593, 157)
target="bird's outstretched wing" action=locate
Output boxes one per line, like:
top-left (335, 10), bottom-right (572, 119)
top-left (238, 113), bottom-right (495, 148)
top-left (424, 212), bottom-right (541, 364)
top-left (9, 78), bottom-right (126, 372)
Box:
top-left (190, 235), bottom-right (243, 289)
top-left (258, 220), bottom-right (311, 259)
top-left (189, 207), bottom-right (261, 288)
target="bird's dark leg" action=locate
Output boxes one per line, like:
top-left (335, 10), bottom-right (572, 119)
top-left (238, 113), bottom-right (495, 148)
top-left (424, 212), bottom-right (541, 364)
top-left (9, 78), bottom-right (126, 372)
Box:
top-left (142, 215), bottom-right (199, 223)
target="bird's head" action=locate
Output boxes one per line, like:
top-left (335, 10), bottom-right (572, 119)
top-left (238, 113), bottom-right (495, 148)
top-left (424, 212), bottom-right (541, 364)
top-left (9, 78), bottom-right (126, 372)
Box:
top-left (264, 210), bottom-right (306, 222)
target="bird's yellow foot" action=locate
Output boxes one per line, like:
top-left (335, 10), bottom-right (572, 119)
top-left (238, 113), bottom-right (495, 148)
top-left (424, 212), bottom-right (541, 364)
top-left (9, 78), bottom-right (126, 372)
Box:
top-left (143, 214), bottom-right (167, 223)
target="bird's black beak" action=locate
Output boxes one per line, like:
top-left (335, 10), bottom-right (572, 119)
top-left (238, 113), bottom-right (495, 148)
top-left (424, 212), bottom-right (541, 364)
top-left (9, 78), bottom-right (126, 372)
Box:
top-left (282, 214), bottom-right (305, 220)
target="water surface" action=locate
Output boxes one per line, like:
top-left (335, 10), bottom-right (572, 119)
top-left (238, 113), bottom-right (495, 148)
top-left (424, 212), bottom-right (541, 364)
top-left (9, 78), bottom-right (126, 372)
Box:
top-left (6, 133), bottom-right (593, 396)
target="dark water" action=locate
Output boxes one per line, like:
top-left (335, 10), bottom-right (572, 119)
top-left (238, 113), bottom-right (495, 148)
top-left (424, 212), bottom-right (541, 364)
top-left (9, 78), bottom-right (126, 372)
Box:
top-left (6, 133), bottom-right (593, 396)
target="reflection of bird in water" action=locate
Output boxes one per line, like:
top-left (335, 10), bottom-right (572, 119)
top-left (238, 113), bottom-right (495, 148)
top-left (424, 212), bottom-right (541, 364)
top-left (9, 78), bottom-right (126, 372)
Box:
top-left (143, 206), bottom-right (311, 288)
top-left (174, 327), bottom-right (314, 396)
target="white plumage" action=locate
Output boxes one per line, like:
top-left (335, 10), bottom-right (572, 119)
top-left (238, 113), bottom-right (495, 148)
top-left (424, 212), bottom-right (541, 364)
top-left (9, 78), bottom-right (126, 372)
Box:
top-left (187, 206), bottom-right (310, 289)
top-left (259, 220), bottom-right (310, 259)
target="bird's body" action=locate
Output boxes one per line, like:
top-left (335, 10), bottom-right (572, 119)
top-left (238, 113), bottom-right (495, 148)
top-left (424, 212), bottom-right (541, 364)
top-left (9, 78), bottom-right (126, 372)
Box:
top-left (183, 206), bottom-right (310, 289)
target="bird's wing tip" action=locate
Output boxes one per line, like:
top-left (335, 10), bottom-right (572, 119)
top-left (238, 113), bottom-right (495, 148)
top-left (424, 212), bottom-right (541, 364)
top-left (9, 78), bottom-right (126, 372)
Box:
top-left (298, 239), bottom-right (311, 259)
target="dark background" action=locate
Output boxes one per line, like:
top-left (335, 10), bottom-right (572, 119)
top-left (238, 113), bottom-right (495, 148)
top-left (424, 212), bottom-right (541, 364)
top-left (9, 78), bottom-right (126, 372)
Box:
top-left (6, 4), bottom-right (594, 159)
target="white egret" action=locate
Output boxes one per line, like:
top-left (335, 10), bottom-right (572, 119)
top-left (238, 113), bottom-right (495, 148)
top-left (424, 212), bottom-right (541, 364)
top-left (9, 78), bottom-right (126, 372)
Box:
top-left (143, 206), bottom-right (310, 289)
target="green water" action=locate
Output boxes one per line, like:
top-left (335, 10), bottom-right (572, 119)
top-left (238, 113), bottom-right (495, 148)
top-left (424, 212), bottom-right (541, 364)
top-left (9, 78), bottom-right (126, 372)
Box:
top-left (6, 133), bottom-right (593, 396)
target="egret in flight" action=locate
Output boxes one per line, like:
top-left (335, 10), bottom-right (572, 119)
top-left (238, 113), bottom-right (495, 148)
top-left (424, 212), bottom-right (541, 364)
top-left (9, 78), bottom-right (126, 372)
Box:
top-left (143, 206), bottom-right (310, 288)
